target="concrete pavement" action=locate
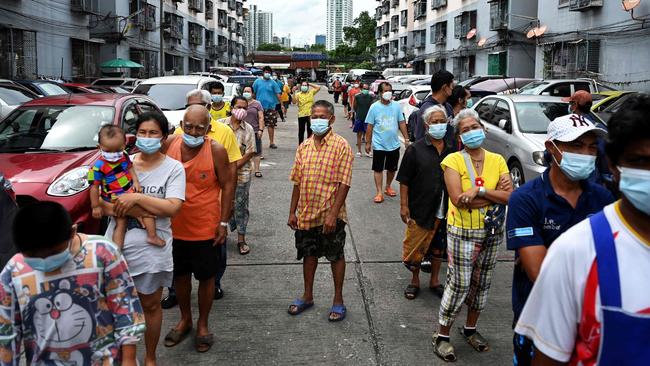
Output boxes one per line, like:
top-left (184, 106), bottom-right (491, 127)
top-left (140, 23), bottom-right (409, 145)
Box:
top-left (147, 88), bottom-right (516, 365)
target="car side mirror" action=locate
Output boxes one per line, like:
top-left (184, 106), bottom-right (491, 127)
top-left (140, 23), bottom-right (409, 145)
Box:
top-left (498, 119), bottom-right (511, 133)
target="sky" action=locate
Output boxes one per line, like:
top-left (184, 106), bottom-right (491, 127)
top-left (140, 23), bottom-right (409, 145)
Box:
top-left (246, 0), bottom-right (377, 48)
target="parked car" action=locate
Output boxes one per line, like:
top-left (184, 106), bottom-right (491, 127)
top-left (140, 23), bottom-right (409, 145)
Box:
top-left (222, 82), bottom-right (241, 103)
top-left (359, 71), bottom-right (383, 85)
top-left (595, 91), bottom-right (643, 123)
top-left (473, 94), bottom-right (605, 188)
top-left (468, 78), bottom-right (538, 105)
top-left (14, 80), bottom-right (71, 97)
top-left (226, 75), bottom-right (257, 89)
top-left (0, 81), bottom-right (38, 120)
top-left (0, 171), bottom-right (18, 268)
top-left (591, 91), bottom-right (635, 113)
top-left (395, 85), bottom-right (432, 121)
top-left (0, 93), bottom-right (163, 234)
top-left (382, 68), bottom-right (413, 79)
top-left (64, 83), bottom-right (130, 94)
top-left (91, 77), bottom-right (139, 92)
top-left (132, 75), bottom-right (218, 127)
top-left (457, 75), bottom-right (508, 88)
top-left (518, 78), bottom-right (616, 97)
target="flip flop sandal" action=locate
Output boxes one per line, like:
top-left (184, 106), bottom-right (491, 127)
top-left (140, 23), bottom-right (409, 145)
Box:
top-left (164, 327), bottom-right (192, 347)
top-left (238, 242), bottom-right (251, 255)
top-left (328, 304), bottom-right (347, 322)
top-left (254, 172), bottom-right (263, 178)
top-left (429, 285), bottom-right (445, 299)
top-left (194, 333), bottom-right (214, 353)
top-left (288, 298), bottom-right (314, 315)
top-left (384, 187), bottom-right (397, 197)
top-left (431, 334), bottom-right (457, 362)
top-left (404, 284), bottom-right (420, 300)
top-left (459, 328), bottom-right (490, 352)
top-left (373, 194), bottom-right (384, 203)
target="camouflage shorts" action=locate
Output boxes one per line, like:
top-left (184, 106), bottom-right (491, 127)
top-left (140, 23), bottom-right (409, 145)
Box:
top-left (295, 220), bottom-right (346, 262)
top-left (264, 109), bottom-right (278, 128)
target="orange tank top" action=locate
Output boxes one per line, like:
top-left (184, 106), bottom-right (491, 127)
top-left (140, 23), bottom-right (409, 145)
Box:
top-left (167, 137), bottom-right (221, 241)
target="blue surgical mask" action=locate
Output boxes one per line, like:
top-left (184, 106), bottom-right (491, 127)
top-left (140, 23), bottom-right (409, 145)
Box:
top-left (618, 166), bottom-right (650, 215)
top-left (301, 86), bottom-right (309, 92)
top-left (263, 73), bottom-right (271, 79)
top-left (183, 133), bottom-right (205, 148)
top-left (382, 91), bottom-right (393, 101)
top-left (24, 240), bottom-right (72, 272)
top-left (243, 92), bottom-right (252, 100)
top-left (212, 95), bottom-right (223, 103)
top-left (461, 129), bottom-right (486, 149)
top-left (428, 123), bottom-right (448, 140)
top-left (101, 150), bottom-right (123, 162)
top-left (135, 137), bottom-right (162, 154)
top-left (466, 99), bottom-right (474, 108)
top-left (310, 118), bottom-right (330, 136)
top-left (551, 142), bottom-right (596, 181)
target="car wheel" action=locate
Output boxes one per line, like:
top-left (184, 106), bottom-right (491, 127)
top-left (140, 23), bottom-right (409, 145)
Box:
top-left (509, 160), bottom-right (525, 189)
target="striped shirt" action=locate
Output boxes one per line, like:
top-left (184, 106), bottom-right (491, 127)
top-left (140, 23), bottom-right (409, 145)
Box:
top-left (290, 131), bottom-right (353, 230)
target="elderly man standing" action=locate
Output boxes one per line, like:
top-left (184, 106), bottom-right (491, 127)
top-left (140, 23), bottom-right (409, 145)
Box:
top-left (162, 105), bottom-right (234, 353)
top-left (287, 100), bottom-right (354, 322)
top-left (161, 89), bottom-right (241, 308)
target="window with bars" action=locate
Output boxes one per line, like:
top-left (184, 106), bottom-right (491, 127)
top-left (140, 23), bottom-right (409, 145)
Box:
top-left (188, 22), bottom-right (203, 45)
top-left (188, 0), bottom-right (203, 12)
top-left (71, 39), bottom-right (100, 82)
top-left (164, 53), bottom-right (183, 75)
top-left (129, 49), bottom-right (159, 78)
top-left (218, 10), bottom-right (227, 27)
top-left (391, 15), bottom-right (399, 32)
top-left (413, 30), bottom-right (426, 48)
top-left (543, 40), bottom-right (601, 79)
top-left (205, 1), bottom-right (214, 19)
top-left (401, 10), bottom-right (408, 26)
top-left (129, 0), bottom-right (156, 31)
top-left (431, 0), bottom-right (447, 10)
top-left (383, 22), bottom-right (390, 36)
top-left (489, 0), bottom-right (508, 30)
top-left (0, 28), bottom-right (37, 79)
top-left (164, 12), bottom-right (184, 40)
top-left (453, 56), bottom-right (475, 81)
top-left (414, 0), bottom-right (428, 20)
top-left (430, 21), bottom-right (446, 44)
top-left (454, 11), bottom-right (477, 39)
top-left (391, 40), bottom-right (399, 54)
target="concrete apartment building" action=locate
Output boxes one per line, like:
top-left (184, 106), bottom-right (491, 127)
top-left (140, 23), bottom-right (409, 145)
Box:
top-left (257, 10), bottom-right (273, 45)
top-left (326, 0), bottom-right (353, 51)
top-left (0, 0), bottom-right (247, 81)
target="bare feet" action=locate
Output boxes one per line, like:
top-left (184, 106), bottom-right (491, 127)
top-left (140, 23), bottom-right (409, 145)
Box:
top-left (147, 235), bottom-right (166, 247)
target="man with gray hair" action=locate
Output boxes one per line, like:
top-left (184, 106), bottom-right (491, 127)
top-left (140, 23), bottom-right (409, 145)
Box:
top-left (397, 105), bottom-right (454, 300)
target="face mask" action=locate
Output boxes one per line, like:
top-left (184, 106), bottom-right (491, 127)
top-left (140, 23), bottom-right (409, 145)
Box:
top-left (361, 90), bottom-right (369, 95)
top-left (263, 73), bottom-right (271, 79)
top-left (183, 133), bottom-right (205, 148)
top-left (242, 92), bottom-right (252, 100)
top-left (232, 108), bottom-right (248, 120)
top-left (310, 118), bottom-right (330, 136)
top-left (212, 95), bottom-right (223, 103)
top-left (551, 142), bottom-right (596, 181)
top-left (382, 91), bottom-right (393, 101)
top-left (619, 166), bottom-right (650, 215)
top-left (272, 75), bottom-right (278, 80)
top-left (24, 240), bottom-right (72, 272)
top-left (460, 129), bottom-right (486, 149)
top-left (101, 150), bottom-right (122, 162)
top-left (427, 123), bottom-right (448, 140)
top-left (353, 84), bottom-right (359, 88)
top-left (466, 99), bottom-right (474, 108)
top-left (301, 86), bottom-right (309, 92)
top-left (135, 137), bottom-right (162, 154)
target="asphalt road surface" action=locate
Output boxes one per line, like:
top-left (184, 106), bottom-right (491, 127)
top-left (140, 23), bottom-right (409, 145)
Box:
top-left (147, 88), bottom-right (516, 366)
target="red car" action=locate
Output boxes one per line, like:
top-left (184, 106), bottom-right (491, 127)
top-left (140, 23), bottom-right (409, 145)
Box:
top-left (0, 93), bottom-right (163, 234)
top-left (63, 83), bottom-right (130, 94)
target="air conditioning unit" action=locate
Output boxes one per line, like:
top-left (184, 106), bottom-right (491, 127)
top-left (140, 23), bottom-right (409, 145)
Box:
top-left (569, 0), bottom-right (603, 11)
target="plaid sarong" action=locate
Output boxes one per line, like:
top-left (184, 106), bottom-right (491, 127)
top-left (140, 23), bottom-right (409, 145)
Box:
top-left (438, 224), bottom-right (502, 327)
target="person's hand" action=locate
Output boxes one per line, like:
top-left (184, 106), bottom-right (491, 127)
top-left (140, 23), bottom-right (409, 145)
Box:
top-left (256, 130), bottom-right (263, 138)
top-left (322, 214), bottom-right (337, 234)
top-left (400, 206), bottom-right (411, 224)
top-left (365, 142), bottom-right (371, 154)
top-left (498, 175), bottom-right (512, 191)
top-left (132, 181), bottom-right (142, 193)
top-left (214, 226), bottom-right (227, 246)
top-left (113, 193), bottom-right (140, 218)
top-left (457, 187), bottom-right (479, 207)
top-left (91, 206), bottom-right (103, 219)
top-left (287, 213), bottom-right (298, 230)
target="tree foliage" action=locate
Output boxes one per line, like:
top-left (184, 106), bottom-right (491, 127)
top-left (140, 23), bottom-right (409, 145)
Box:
top-left (256, 43), bottom-right (283, 51)
top-left (327, 11), bottom-right (377, 69)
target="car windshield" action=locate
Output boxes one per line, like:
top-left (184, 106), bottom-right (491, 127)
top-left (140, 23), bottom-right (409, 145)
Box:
top-left (133, 83), bottom-right (197, 110)
top-left (0, 106), bottom-right (115, 152)
top-left (38, 83), bottom-right (69, 96)
top-left (514, 102), bottom-right (568, 133)
top-left (518, 82), bottom-right (550, 95)
top-left (0, 86), bottom-right (34, 105)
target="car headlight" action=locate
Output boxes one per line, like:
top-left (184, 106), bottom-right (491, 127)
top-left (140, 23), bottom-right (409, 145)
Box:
top-left (532, 151), bottom-right (546, 166)
top-left (47, 166), bottom-right (90, 197)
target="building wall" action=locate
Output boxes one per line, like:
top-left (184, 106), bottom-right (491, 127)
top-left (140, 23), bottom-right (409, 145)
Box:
top-left (535, 0), bottom-right (650, 91)
top-left (326, 0), bottom-right (353, 51)
top-left (258, 11), bottom-right (273, 45)
top-left (315, 34), bottom-right (326, 46)
top-left (246, 4), bottom-right (259, 52)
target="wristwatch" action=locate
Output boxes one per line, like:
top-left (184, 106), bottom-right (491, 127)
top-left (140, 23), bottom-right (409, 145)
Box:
top-left (478, 186), bottom-right (487, 197)
top-left (219, 221), bottom-right (229, 227)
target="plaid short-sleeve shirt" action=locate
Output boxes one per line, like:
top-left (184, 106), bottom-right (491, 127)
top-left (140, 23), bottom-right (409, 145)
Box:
top-left (290, 131), bottom-right (353, 230)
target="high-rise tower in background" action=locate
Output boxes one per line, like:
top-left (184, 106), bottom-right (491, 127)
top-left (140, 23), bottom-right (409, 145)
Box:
top-left (245, 5), bottom-right (273, 52)
top-left (326, 0), bottom-right (353, 51)
top-left (258, 10), bottom-right (273, 45)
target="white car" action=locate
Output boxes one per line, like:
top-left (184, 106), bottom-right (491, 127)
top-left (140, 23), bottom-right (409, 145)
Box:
top-left (222, 82), bottom-right (241, 104)
top-left (395, 85), bottom-right (431, 121)
top-left (133, 75), bottom-right (218, 127)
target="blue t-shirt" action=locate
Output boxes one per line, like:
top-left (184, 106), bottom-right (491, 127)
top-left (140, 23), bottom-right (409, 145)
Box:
top-left (253, 78), bottom-right (281, 110)
top-left (365, 101), bottom-right (405, 151)
top-left (506, 169), bottom-right (615, 321)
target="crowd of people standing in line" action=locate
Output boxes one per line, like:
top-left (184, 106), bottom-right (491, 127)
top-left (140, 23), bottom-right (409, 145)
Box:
top-left (1, 64), bottom-right (649, 366)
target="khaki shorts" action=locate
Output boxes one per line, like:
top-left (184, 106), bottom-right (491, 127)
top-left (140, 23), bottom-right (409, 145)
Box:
top-left (402, 220), bottom-right (441, 270)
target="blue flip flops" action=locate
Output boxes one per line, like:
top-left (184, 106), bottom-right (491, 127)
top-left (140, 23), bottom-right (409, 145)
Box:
top-left (288, 298), bottom-right (314, 315)
top-left (328, 304), bottom-right (347, 322)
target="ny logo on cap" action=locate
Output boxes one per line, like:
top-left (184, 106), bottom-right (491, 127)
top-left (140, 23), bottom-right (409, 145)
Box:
top-left (569, 115), bottom-right (589, 128)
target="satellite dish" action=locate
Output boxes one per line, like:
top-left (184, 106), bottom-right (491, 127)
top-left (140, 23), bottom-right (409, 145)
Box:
top-left (622, 0), bottom-right (641, 11)
top-left (526, 29), bottom-right (536, 39)
top-left (466, 28), bottom-right (477, 40)
top-left (477, 37), bottom-right (487, 47)
top-left (537, 25), bottom-right (547, 36)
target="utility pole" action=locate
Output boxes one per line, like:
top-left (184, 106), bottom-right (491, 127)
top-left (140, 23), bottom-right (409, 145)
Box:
top-left (159, 0), bottom-right (164, 76)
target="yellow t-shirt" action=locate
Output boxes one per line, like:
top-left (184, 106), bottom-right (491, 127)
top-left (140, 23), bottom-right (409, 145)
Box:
top-left (441, 149), bottom-right (509, 229)
top-left (280, 84), bottom-right (290, 102)
top-left (209, 102), bottom-right (231, 121)
top-left (173, 117), bottom-right (242, 163)
top-left (295, 89), bottom-right (318, 118)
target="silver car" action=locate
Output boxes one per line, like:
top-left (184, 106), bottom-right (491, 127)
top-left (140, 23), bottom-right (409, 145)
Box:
top-left (472, 95), bottom-right (605, 188)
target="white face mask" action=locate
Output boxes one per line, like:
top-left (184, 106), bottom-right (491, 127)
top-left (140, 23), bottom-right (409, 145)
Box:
top-left (382, 91), bottom-right (393, 101)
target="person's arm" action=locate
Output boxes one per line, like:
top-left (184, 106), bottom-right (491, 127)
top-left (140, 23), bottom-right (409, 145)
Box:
top-left (129, 166), bottom-right (141, 193)
top-left (236, 130), bottom-right (256, 167)
top-left (288, 184), bottom-right (300, 230)
top-left (212, 141), bottom-right (234, 245)
top-left (310, 83), bottom-right (321, 92)
top-left (323, 183), bottom-right (350, 234)
top-left (400, 184), bottom-right (410, 224)
top-left (457, 173), bottom-right (513, 205)
top-left (160, 134), bottom-right (179, 154)
top-left (398, 120), bottom-right (409, 146)
top-left (365, 124), bottom-right (374, 154)
top-left (0, 270), bottom-right (22, 366)
top-left (90, 184), bottom-right (103, 219)
top-left (505, 190), bottom-right (547, 281)
top-left (519, 246), bottom-right (548, 282)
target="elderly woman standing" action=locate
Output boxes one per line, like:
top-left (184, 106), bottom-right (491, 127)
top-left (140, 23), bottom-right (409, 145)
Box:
top-left (432, 109), bottom-right (512, 362)
top-left (103, 112), bottom-right (186, 366)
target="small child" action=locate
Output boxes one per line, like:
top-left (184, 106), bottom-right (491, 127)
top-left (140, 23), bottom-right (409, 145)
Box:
top-left (88, 125), bottom-right (165, 248)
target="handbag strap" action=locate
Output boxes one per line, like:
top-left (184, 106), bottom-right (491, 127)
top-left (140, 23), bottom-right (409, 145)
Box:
top-left (460, 150), bottom-right (486, 214)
